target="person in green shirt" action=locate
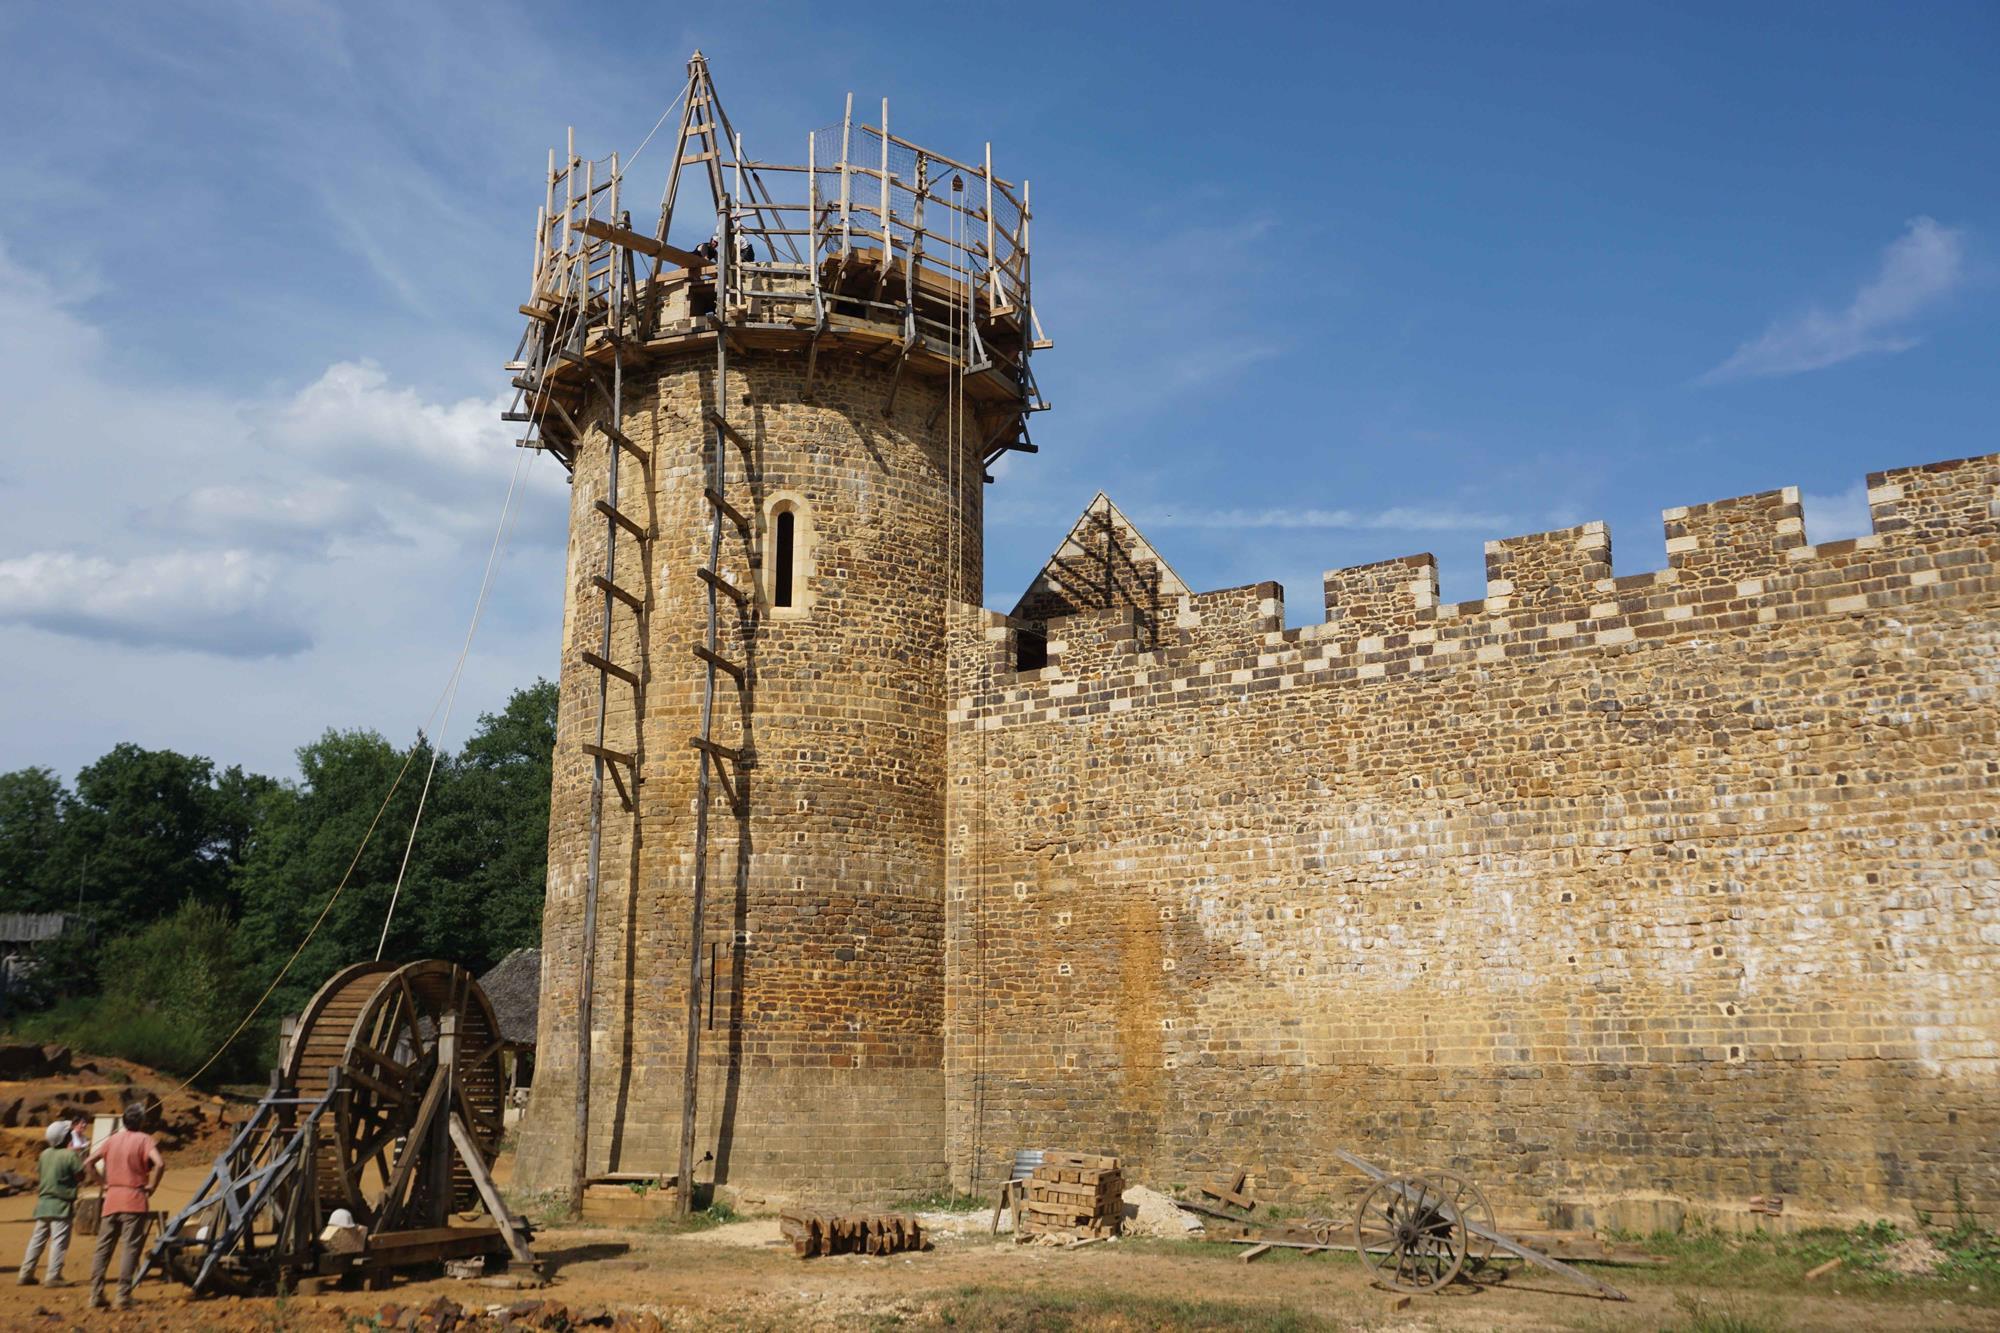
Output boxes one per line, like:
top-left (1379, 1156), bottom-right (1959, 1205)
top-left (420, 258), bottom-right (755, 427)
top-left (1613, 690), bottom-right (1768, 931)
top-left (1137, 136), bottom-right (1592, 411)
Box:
top-left (16, 1119), bottom-right (83, 1287)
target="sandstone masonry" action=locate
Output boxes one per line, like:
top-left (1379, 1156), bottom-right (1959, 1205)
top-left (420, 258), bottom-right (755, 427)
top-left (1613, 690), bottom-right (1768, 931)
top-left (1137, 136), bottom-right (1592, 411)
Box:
top-left (945, 456), bottom-right (2000, 1226)
top-left (515, 348), bottom-right (981, 1205)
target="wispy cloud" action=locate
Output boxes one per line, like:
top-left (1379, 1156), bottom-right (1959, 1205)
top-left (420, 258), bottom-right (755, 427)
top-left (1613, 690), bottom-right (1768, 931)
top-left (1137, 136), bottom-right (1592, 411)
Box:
top-left (1132, 505), bottom-right (1512, 532)
top-left (0, 233), bottom-right (566, 769)
top-left (0, 549), bottom-right (311, 659)
top-left (1700, 217), bottom-right (1967, 383)
top-left (139, 479), bottom-right (393, 554)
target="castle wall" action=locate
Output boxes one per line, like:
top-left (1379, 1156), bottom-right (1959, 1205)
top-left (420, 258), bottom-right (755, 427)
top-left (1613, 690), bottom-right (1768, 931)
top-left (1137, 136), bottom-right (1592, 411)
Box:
top-left (944, 454), bottom-right (2000, 1226)
top-left (517, 350), bottom-right (981, 1204)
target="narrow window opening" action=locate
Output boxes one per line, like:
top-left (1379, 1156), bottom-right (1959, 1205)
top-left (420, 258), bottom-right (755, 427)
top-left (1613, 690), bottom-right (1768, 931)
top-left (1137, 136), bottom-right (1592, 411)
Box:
top-left (1016, 629), bottom-right (1048, 672)
top-left (774, 509), bottom-right (796, 608)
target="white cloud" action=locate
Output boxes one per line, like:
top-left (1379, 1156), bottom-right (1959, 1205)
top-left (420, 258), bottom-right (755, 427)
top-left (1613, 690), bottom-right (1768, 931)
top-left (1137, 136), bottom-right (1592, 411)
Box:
top-left (1701, 217), bottom-right (1967, 382)
top-left (0, 236), bottom-right (566, 774)
top-left (140, 479), bottom-right (392, 553)
top-left (268, 360), bottom-right (519, 481)
top-left (1133, 505), bottom-right (1512, 532)
top-left (0, 549), bottom-right (310, 658)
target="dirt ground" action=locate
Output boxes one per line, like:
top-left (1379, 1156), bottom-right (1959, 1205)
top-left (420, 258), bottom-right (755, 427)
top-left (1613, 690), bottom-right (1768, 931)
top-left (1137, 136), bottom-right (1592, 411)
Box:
top-left (0, 1116), bottom-right (1990, 1332)
top-left (0, 1053), bottom-right (240, 1181)
top-left (4, 1186), bottom-right (1997, 1332)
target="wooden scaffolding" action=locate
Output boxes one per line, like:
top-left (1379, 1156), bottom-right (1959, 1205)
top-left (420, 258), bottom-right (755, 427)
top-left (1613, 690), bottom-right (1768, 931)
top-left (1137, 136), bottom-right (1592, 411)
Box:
top-left (502, 51), bottom-right (1046, 1215)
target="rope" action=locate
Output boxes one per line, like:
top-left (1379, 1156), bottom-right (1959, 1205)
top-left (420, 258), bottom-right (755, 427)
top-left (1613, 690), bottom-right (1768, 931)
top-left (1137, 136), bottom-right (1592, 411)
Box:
top-left (176, 445), bottom-right (539, 1088)
top-left (623, 84), bottom-right (690, 176)
top-left (375, 439), bottom-right (535, 959)
top-left (176, 257), bottom-right (594, 1087)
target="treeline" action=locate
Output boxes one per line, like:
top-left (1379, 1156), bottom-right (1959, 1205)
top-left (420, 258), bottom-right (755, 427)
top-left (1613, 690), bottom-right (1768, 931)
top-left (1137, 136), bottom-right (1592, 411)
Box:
top-left (0, 681), bottom-right (556, 1083)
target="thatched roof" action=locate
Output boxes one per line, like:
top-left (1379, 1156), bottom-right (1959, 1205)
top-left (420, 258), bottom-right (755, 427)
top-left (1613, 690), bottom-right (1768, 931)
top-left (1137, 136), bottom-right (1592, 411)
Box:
top-left (479, 948), bottom-right (541, 1048)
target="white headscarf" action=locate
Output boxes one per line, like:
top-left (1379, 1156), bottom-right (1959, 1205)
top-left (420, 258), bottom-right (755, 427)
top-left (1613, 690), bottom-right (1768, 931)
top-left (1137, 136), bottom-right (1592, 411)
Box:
top-left (44, 1119), bottom-right (71, 1147)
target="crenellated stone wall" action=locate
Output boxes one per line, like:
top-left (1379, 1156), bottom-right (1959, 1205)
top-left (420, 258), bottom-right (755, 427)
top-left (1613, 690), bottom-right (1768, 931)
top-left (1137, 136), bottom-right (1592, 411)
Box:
top-left (943, 453), bottom-right (2000, 1228)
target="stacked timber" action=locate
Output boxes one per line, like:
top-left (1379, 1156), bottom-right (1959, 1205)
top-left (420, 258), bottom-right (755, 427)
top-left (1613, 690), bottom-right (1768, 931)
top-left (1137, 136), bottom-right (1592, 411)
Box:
top-left (779, 1211), bottom-right (929, 1258)
top-left (1019, 1150), bottom-right (1124, 1240)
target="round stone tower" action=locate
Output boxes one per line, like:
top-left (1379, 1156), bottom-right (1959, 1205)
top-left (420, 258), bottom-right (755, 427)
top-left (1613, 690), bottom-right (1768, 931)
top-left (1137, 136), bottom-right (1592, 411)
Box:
top-left (509, 62), bottom-right (1040, 1205)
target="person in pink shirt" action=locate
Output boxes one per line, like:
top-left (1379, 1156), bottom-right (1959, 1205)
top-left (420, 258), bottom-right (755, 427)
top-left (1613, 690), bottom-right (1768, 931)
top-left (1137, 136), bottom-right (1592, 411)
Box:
top-left (82, 1103), bottom-right (164, 1311)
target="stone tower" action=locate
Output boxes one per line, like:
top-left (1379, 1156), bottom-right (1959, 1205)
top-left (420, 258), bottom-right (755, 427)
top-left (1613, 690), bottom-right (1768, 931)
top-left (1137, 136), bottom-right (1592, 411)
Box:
top-left (509, 58), bottom-right (1042, 1204)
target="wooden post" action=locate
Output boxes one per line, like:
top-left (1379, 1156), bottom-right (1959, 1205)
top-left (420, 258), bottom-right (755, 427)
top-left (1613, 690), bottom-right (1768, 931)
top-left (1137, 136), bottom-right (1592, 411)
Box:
top-left (449, 1114), bottom-right (537, 1265)
top-left (429, 1013), bottom-right (458, 1228)
top-left (878, 98), bottom-right (891, 272)
top-left (839, 93), bottom-right (852, 254)
top-left (1021, 179), bottom-right (1032, 366)
top-left (678, 201), bottom-right (733, 1218)
top-left (985, 143), bottom-right (997, 306)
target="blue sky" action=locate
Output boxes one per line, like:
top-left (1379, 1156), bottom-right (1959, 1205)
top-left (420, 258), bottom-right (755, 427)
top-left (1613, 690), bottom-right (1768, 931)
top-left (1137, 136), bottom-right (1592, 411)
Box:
top-left (0, 2), bottom-right (1993, 779)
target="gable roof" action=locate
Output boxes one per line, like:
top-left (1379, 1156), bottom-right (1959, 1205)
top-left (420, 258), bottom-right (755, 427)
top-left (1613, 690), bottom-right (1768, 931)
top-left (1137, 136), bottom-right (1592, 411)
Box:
top-left (478, 947), bottom-right (541, 1048)
top-left (1010, 493), bottom-right (1189, 623)
top-left (0, 913), bottom-right (72, 946)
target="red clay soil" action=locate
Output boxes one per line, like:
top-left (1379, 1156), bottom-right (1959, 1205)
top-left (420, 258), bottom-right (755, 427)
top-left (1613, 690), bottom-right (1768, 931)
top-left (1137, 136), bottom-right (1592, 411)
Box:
top-left (0, 1048), bottom-right (244, 1181)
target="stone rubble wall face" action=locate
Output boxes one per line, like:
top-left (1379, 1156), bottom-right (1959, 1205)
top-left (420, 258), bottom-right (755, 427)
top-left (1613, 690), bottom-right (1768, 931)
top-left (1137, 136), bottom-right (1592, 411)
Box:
top-left (945, 455), bottom-right (2000, 1223)
top-left (515, 350), bottom-right (979, 1204)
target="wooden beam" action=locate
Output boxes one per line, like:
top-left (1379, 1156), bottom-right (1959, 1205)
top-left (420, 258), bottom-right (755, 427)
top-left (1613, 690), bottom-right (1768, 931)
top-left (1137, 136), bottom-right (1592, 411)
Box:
top-left (592, 574), bottom-right (644, 613)
top-left (338, 1062), bottom-right (408, 1104)
top-left (692, 644), bottom-right (744, 682)
top-left (575, 216), bottom-right (706, 270)
top-left (581, 650), bottom-right (638, 687)
top-left (696, 567), bottom-right (747, 607)
top-left (603, 757), bottom-right (633, 812)
top-left (704, 487), bottom-right (750, 534)
top-left (595, 499), bottom-right (649, 542)
top-left (688, 737), bottom-right (745, 766)
top-left (601, 422), bottom-right (649, 466)
top-left (582, 743), bottom-right (635, 769)
top-left (703, 408), bottom-right (752, 454)
top-left (370, 1065), bottom-right (451, 1237)
top-left (447, 1114), bottom-right (537, 1265)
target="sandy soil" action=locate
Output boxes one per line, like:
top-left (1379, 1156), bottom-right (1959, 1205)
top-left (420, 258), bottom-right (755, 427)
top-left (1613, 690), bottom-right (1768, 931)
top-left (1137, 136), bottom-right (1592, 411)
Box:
top-left (1, 1188), bottom-right (1994, 1332)
top-left (0, 1103), bottom-right (1989, 1332)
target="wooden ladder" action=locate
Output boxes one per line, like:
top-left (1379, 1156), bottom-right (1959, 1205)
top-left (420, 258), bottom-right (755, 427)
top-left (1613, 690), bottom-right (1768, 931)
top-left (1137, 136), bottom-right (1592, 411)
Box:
top-left (676, 200), bottom-right (755, 1215)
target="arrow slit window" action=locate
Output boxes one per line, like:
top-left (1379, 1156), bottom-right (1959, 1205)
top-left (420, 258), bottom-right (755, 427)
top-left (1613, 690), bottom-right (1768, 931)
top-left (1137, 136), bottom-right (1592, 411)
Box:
top-left (763, 494), bottom-right (812, 618)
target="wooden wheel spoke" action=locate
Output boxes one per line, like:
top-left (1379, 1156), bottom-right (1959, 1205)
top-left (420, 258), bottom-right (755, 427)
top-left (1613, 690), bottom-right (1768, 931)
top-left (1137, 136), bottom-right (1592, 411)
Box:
top-left (271, 959), bottom-right (510, 1254)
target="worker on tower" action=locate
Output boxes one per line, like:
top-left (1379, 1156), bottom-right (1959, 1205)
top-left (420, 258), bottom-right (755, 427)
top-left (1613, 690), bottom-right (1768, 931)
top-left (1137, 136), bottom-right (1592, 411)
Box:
top-left (83, 1103), bottom-right (163, 1311)
top-left (14, 1118), bottom-right (83, 1288)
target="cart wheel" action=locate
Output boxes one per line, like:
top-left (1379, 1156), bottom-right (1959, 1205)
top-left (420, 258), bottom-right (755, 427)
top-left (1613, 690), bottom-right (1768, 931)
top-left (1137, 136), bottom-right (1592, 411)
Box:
top-left (1420, 1170), bottom-right (1495, 1272)
top-left (1353, 1174), bottom-right (1468, 1293)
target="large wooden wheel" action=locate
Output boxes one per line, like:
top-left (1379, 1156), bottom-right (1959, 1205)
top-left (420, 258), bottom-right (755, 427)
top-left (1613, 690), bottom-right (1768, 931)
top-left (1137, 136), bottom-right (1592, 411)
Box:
top-left (284, 959), bottom-right (507, 1228)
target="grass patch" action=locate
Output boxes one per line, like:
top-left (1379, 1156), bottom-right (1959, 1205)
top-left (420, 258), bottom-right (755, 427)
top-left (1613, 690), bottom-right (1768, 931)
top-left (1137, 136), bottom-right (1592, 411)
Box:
top-left (1604, 1217), bottom-right (2000, 1307)
top-left (913, 1283), bottom-right (1339, 1331)
top-left (1670, 1292), bottom-right (1786, 1333)
top-left (501, 1188), bottom-right (572, 1228)
top-left (651, 1200), bottom-right (741, 1235)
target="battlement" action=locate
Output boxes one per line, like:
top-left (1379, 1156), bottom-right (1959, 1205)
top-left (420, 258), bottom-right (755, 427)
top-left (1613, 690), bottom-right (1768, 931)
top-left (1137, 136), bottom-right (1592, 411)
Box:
top-left (952, 452), bottom-right (2000, 727)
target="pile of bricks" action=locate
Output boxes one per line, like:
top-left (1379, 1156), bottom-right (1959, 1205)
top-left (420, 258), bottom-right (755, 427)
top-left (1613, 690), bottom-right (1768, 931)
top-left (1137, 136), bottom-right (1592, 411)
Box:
top-left (779, 1211), bottom-right (929, 1258)
top-left (1019, 1150), bottom-right (1124, 1240)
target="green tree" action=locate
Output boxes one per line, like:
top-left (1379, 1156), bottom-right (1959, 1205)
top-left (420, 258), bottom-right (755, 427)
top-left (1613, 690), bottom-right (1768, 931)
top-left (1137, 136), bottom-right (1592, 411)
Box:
top-left (0, 767), bottom-right (69, 912)
top-left (408, 680), bottom-right (557, 969)
top-left (23, 901), bottom-right (259, 1079)
top-left (233, 727), bottom-right (429, 1015)
top-left (59, 743), bottom-right (262, 927)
